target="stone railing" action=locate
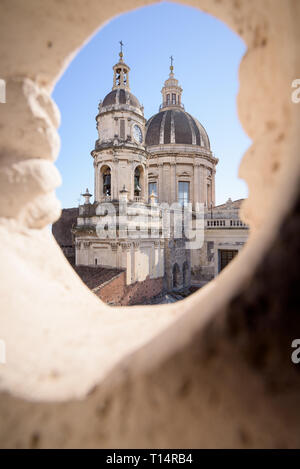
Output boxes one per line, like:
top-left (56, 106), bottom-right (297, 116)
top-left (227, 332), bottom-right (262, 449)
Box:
top-left (133, 196), bottom-right (144, 203)
top-left (99, 195), bottom-right (112, 202)
top-left (206, 219), bottom-right (248, 228)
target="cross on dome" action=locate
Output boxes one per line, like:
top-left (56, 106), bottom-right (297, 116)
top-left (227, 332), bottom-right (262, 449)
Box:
top-left (119, 40), bottom-right (124, 60)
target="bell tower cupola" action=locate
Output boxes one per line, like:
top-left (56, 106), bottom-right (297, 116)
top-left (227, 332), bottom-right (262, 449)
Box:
top-left (112, 40), bottom-right (130, 91)
top-left (160, 56), bottom-right (183, 110)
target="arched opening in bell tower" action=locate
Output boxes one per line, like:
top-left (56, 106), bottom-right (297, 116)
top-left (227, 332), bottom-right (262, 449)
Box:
top-left (133, 165), bottom-right (145, 200)
top-left (100, 165), bottom-right (112, 199)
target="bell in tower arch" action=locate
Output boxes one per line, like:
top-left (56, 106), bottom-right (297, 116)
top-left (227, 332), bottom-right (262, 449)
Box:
top-left (134, 167), bottom-right (142, 196)
top-left (103, 169), bottom-right (111, 196)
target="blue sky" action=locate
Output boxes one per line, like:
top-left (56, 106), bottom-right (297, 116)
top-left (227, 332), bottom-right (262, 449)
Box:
top-left (52, 1), bottom-right (251, 208)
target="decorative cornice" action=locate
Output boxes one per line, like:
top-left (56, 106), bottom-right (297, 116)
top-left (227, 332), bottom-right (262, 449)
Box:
top-left (96, 107), bottom-right (146, 122)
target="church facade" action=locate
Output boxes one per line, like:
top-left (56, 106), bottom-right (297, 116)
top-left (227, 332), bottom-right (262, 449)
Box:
top-left (54, 48), bottom-right (249, 301)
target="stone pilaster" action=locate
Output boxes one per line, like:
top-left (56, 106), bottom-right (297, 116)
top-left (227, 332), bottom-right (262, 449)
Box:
top-left (132, 241), bottom-right (140, 282)
top-left (121, 241), bottom-right (132, 285)
top-left (158, 162), bottom-right (164, 203)
top-left (170, 162), bottom-right (176, 205)
top-left (153, 240), bottom-right (160, 278)
top-left (193, 162), bottom-right (200, 209)
top-left (164, 163), bottom-right (171, 204)
top-left (112, 160), bottom-right (119, 200)
top-left (200, 164), bottom-right (206, 206)
top-left (212, 169), bottom-right (216, 207)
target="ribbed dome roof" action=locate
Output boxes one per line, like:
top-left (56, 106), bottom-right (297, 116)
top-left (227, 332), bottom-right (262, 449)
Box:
top-left (145, 109), bottom-right (210, 149)
top-left (102, 89), bottom-right (141, 109)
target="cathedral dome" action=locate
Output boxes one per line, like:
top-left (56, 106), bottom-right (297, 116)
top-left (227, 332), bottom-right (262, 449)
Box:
top-left (145, 109), bottom-right (210, 149)
top-left (102, 89), bottom-right (141, 109)
top-left (145, 59), bottom-right (210, 150)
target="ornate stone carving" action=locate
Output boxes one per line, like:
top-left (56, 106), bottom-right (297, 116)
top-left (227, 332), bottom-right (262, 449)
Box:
top-left (120, 242), bottom-right (132, 251)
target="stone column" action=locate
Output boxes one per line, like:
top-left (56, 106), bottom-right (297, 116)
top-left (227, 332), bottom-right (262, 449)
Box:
top-left (158, 162), bottom-right (164, 203)
top-left (212, 169), bottom-right (216, 207)
top-left (111, 242), bottom-right (119, 268)
top-left (133, 241), bottom-right (140, 282)
top-left (96, 161), bottom-right (101, 202)
top-left (93, 161), bottom-right (97, 202)
top-left (200, 164), bottom-right (206, 206)
top-left (153, 241), bottom-right (160, 278)
top-left (112, 160), bottom-right (117, 200)
top-left (130, 162), bottom-right (135, 201)
top-left (143, 166), bottom-right (148, 202)
top-left (121, 242), bottom-right (132, 285)
top-left (75, 241), bottom-right (81, 265)
top-left (149, 243), bottom-right (155, 279)
top-left (159, 240), bottom-right (165, 277)
top-left (193, 162), bottom-right (200, 209)
top-left (170, 162), bottom-right (176, 204)
top-left (164, 163), bottom-right (170, 204)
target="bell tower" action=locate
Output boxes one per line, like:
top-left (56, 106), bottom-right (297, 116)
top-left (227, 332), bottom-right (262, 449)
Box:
top-left (91, 42), bottom-right (147, 203)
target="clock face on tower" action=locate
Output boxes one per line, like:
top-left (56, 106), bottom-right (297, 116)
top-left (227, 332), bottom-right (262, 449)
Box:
top-left (133, 124), bottom-right (143, 143)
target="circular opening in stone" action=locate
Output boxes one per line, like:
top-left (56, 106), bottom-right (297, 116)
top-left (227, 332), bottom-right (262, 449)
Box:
top-left (51, 2), bottom-right (251, 308)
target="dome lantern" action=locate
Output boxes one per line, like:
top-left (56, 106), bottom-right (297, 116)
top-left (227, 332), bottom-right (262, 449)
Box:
top-left (112, 40), bottom-right (130, 91)
top-left (160, 56), bottom-right (183, 111)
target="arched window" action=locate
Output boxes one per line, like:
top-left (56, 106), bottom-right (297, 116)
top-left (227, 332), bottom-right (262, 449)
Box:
top-left (166, 94), bottom-right (170, 105)
top-left (148, 181), bottom-right (157, 201)
top-left (103, 167), bottom-right (111, 196)
top-left (178, 181), bottom-right (189, 206)
top-left (134, 167), bottom-right (142, 197)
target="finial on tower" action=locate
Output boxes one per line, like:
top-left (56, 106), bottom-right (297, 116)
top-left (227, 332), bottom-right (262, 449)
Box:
top-left (81, 188), bottom-right (92, 205)
top-left (119, 40), bottom-right (124, 61)
top-left (170, 55), bottom-right (174, 73)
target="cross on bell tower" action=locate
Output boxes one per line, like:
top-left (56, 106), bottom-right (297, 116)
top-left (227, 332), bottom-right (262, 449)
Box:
top-left (119, 40), bottom-right (124, 57)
